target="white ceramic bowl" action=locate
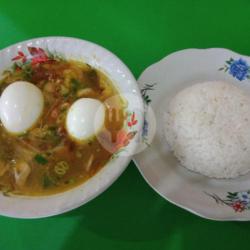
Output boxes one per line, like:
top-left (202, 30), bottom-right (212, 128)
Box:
top-left (134, 48), bottom-right (250, 221)
top-left (0, 37), bottom-right (143, 218)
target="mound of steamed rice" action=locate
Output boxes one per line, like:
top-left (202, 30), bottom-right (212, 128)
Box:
top-left (164, 81), bottom-right (250, 178)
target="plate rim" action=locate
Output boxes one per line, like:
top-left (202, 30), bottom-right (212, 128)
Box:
top-left (133, 47), bottom-right (250, 221)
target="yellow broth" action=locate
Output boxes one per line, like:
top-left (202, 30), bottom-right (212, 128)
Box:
top-left (0, 59), bottom-right (126, 196)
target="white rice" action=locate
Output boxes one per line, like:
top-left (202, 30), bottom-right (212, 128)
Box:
top-left (164, 81), bottom-right (250, 178)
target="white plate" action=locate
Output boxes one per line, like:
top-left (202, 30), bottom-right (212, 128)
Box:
top-left (134, 48), bottom-right (250, 221)
top-left (0, 37), bottom-right (144, 218)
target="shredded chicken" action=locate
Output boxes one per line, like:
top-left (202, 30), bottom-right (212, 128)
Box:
top-left (85, 154), bottom-right (94, 172)
top-left (14, 162), bottom-right (31, 187)
top-left (16, 139), bottom-right (41, 154)
top-left (77, 88), bottom-right (95, 98)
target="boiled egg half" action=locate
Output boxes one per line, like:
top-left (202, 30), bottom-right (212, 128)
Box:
top-left (0, 81), bottom-right (44, 134)
top-left (66, 98), bottom-right (105, 141)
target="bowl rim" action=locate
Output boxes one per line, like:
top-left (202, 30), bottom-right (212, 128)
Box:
top-left (0, 36), bottom-right (144, 218)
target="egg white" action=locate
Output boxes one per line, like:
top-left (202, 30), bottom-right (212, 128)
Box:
top-left (66, 98), bottom-right (105, 141)
top-left (0, 81), bottom-right (44, 134)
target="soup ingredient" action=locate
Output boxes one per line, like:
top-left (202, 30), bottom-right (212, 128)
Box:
top-left (0, 57), bottom-right (125, 196)
top-left (66, 98), bottom-right (105, 141)
top-left (14, 162), bottom-right (31, 187)
top-left (54, 161), bottom-right (69, 176)
top-left (0, 81), bottom-right (44, 134)
top-left (34, 154), bottom-right (48, 165)
top-left (164, 81), bottom-right (250, 178)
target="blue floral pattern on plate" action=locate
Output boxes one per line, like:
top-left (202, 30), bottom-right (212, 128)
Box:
top-left (219, 58), bottom-right (250, 81)
top-left (140, 83), bottom-right (156, 142)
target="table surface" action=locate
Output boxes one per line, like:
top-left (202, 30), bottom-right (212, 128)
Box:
top-left (1, 0), bottom-right (250, 249)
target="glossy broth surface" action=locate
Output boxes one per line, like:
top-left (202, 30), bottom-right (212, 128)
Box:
top-left (0, 58), bottom-right (125, 196)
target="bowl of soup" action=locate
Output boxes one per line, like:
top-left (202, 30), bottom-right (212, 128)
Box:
top-left (0, 37), bottom-right (143, 218)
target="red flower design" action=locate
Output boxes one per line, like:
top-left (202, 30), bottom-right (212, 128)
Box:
top-left (113, 130), bottom-right (137, 152)
top-left (11, 47), bottom-right (50, 66)
top-left (28, 47), bottom-right (49, 65)
top-left (232, 201), bottom-right (246, 212)
top-left (12, 51), bottom-right (27, 63)
top-left (128, 112), bottom-right (138, 127)
top-left (115, 130), bottom-right (128, 150)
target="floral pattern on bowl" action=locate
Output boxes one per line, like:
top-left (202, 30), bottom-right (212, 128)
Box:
top-left (110, 112), bottom-right (138, 159)
top-left (12, 47), bottom-right (51, 65)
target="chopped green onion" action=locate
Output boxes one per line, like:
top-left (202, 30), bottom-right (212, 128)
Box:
top-left (34, 154), bottom-right (48, 165)
top-left (71, 79), bottom-right (80, 94)
top-left (43, 174), bottom-right (54, 188)
top-left (17, 131), bottom-right (29, 138)
top-left (64, 178), bottom-right (76, 185)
